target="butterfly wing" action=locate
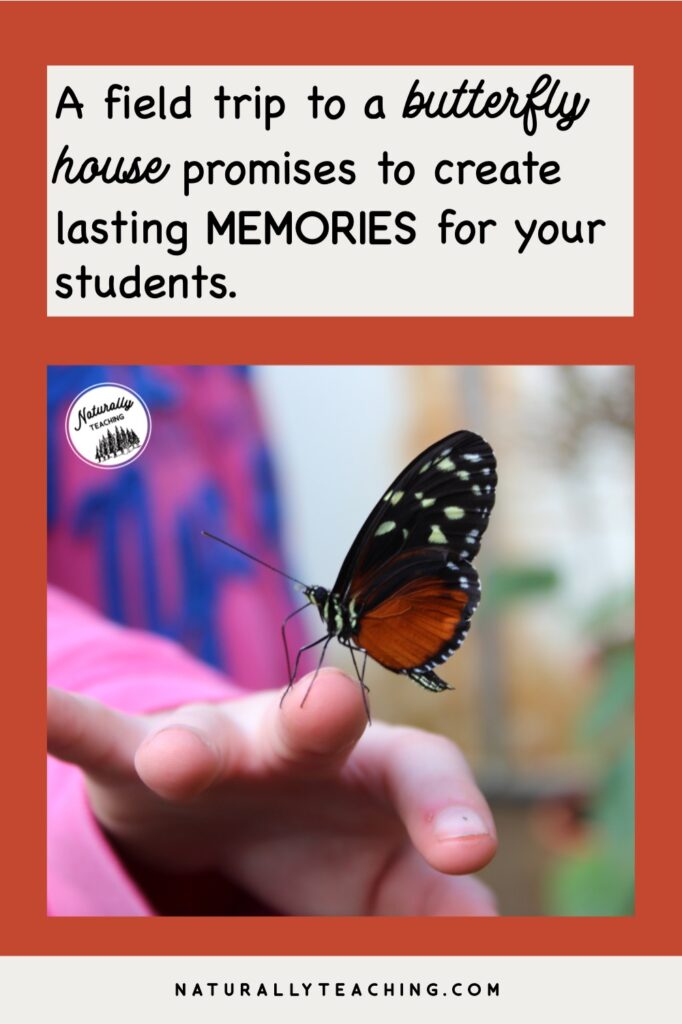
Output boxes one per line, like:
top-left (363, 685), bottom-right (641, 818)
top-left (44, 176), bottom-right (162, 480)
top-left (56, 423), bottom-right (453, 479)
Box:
top-left (350, 549), bottom-right (480, 689)
top-left (333, 430), bottom-right (496, 599)
top-left (333, 430), bottom-right (496, 690)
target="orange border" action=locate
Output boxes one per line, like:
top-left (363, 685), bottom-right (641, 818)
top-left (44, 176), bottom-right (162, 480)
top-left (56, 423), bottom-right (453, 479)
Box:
top-left (1, 1), bottom-right (679, 955)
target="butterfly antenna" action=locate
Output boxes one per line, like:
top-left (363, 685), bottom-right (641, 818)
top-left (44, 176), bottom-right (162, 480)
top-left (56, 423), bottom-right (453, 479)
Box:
top-left (201, 531), bottom-right (310, 590)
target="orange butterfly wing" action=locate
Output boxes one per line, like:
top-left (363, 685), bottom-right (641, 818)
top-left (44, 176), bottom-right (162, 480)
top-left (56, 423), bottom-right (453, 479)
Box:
top-left (355, 578), bottom-right (470, 671)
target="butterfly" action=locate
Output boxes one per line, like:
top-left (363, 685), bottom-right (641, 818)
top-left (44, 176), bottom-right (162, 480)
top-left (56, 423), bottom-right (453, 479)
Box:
top-left (203, 430), bottom-right (496, 714)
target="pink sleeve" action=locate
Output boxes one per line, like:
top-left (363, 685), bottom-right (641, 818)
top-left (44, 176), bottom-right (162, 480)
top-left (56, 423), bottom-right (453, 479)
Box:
top-left (47, 585), bottom-right (240, 916)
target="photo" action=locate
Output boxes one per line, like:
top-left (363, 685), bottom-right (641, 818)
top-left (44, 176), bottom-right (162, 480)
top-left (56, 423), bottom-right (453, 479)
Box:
top-left (47, 364), bottom-right (634, 917)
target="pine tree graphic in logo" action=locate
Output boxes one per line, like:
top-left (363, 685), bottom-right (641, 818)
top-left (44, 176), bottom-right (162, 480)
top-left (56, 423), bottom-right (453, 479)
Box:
top-left (66, 383), bottom-right (151, 468)
top-left (94, 425), bottom-right (142, 463)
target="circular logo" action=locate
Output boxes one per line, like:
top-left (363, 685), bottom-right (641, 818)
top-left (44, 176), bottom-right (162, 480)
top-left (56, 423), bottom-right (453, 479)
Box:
top-left (65, 382), bottom-right (151, 469)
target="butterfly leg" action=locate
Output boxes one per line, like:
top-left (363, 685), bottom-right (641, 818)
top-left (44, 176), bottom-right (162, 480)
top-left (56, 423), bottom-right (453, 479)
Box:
top-left (279, 633), bottom-right (330, 708)
top-left (280, 601), bottom-right (312, 684)
top-left (300, 635), bottom-right (334, 707)
top-left (289, 633), bottom-right (330, 685)
top-left (346, 643), bottom-right (372, 724)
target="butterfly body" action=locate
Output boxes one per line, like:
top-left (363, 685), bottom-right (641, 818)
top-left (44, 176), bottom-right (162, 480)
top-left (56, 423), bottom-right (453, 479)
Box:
top-left (306, 586), bottom-right (357, 641)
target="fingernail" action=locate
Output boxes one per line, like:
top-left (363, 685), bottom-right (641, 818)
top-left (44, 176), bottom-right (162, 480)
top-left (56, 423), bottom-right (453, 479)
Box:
top-left (433, 806), bottom-right (490, 840)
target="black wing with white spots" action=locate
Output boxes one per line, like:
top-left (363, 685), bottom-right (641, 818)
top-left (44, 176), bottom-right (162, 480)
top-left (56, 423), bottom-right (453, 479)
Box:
top-left (332, 430), bottom-right (496, 600)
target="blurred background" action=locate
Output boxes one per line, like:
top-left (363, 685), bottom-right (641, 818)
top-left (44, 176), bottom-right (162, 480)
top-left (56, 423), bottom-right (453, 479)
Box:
top-left (255, 365), bottom-right (635, 916)
top-left (49, 363), bottom-right (634, 916)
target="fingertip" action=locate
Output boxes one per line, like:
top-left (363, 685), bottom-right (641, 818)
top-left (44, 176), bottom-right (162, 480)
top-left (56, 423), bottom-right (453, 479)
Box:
top-left (274, 668), bottom-right (368, 771)
top-left (422, 803), bottom-right (498, 874)
top-left (425, 831), bottom-right (498, 876)
top-left (135, 725), bottom-right (221, 800)
top-left (370, 726), bottom-right (498, 876)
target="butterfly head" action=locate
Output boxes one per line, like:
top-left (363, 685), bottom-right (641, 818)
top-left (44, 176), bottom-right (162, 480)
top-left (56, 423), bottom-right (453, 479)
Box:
top-left (305, 585), bottom-right (330, 610)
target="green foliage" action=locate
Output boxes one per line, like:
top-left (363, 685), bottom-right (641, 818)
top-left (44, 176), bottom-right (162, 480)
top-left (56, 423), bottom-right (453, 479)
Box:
top-left (548, 842), bottom-right (633, 917)
top-left (483, 564), bottom-right (560, 612)
top-left (547, 609), bottom-right (634, 916)
top-left (481, 560), bottom-right (634, 916)
top-left (580, 645), bottom-right (634, 746)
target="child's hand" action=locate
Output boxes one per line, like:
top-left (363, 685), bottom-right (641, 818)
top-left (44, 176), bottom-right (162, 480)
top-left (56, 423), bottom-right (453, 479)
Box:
top-left (48, 670), bottom-right (497, 915)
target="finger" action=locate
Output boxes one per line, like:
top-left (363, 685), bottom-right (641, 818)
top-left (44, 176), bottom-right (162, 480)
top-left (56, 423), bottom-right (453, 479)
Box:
top-left (134, 703), bottom-right (241, 800)
top-left (371, 845), bottom-right (498, 916)
top-left (47, 686), bottom-right (144, 781)
top-left (265, 668), bottom-right (368, 777)
top-left (363, 725), bottom-right (497, 875)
